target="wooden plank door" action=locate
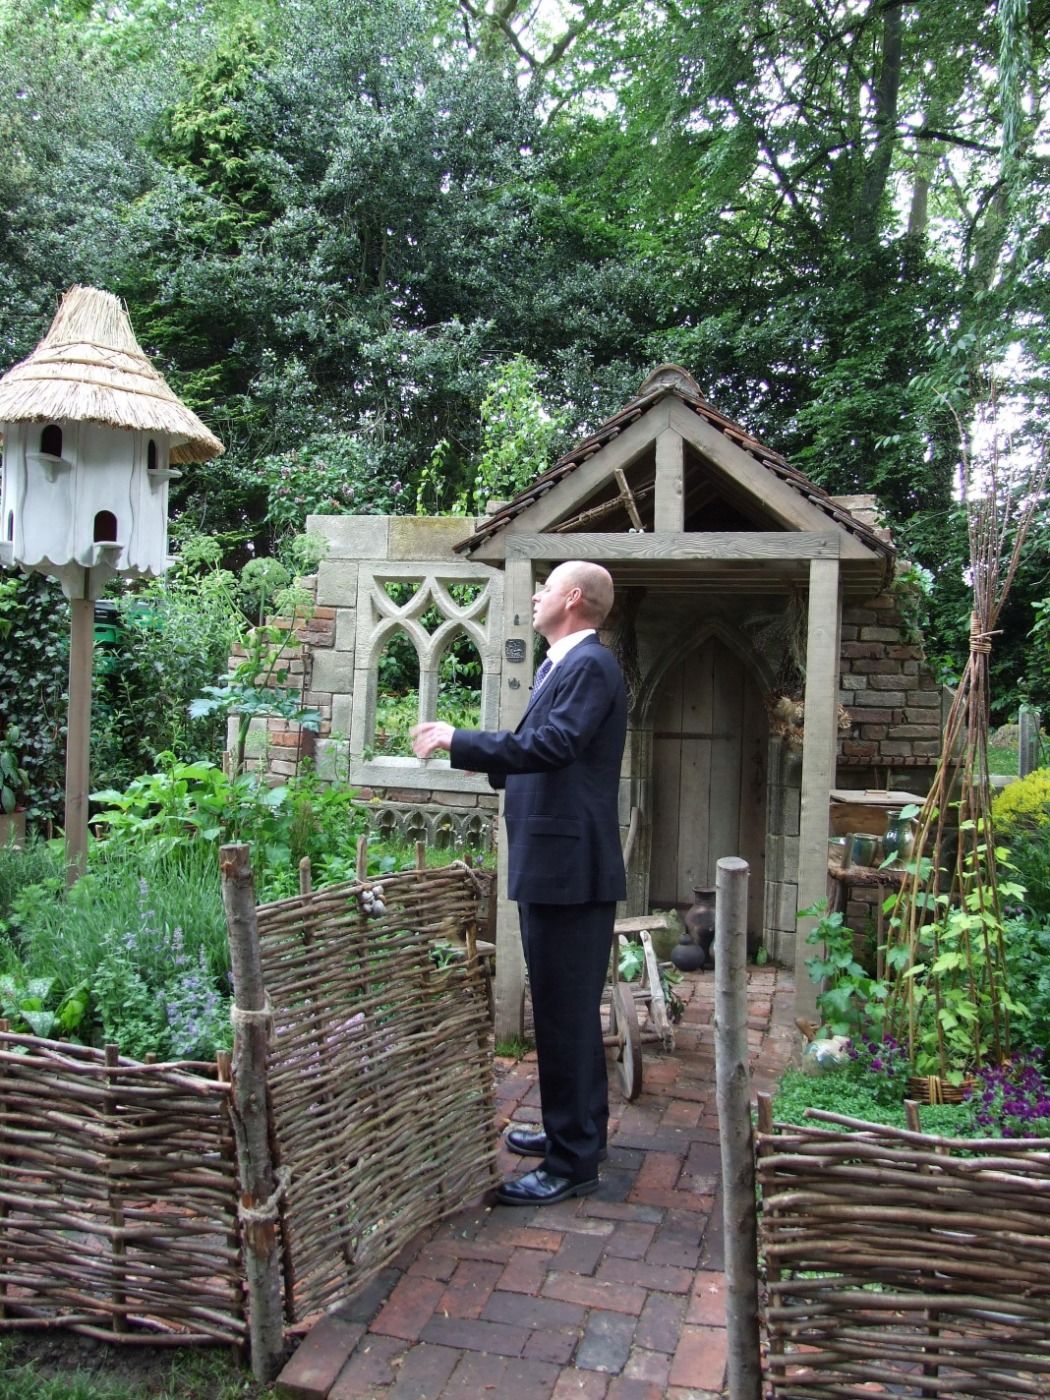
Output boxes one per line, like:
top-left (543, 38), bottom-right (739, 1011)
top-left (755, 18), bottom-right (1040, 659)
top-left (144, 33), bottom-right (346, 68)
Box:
top-left (650, 637), bottom-right (767, 944)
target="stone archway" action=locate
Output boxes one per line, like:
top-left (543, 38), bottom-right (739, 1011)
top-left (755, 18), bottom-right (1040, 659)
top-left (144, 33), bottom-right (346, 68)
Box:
top-left (648, 634), bottom-right (768, 946)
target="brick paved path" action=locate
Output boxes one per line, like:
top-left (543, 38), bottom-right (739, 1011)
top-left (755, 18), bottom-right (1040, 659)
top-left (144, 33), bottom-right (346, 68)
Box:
top-left (278, 966), bottom-right (796, 1400)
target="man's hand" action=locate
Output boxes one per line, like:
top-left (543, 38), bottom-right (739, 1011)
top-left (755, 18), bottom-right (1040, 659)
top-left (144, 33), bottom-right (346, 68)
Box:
top-left (411, 721), bottom-right (454, 758)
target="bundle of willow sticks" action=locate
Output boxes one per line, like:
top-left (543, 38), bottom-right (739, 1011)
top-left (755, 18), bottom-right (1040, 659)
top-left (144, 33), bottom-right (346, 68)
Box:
top-left (757, 1104), bottom-right (1050, 1398)
top-left (0, 1036), bottom-right (243, 1345)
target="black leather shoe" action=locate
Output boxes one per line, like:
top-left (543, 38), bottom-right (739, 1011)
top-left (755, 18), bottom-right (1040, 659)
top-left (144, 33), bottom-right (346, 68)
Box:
top-left (506, 1128), bottom-right (607, 1162)
top-left (495, 1168), bottom-right (599, 1207)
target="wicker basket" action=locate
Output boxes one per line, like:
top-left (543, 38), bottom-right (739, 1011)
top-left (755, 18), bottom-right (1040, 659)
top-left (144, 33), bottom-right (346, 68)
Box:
top-left (906, 1074), bottom-right (974, 1105)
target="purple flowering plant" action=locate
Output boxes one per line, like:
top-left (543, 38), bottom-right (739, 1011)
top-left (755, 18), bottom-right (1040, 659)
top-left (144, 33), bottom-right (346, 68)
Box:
top-left (845, 1032), bottom-right (911, 1108)
top-left (966, 1053), bottom-right (1050, 1138)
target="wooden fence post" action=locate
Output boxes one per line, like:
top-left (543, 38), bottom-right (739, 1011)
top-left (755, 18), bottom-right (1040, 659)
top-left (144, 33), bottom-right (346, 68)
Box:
top-left (220, 842), bottom-right (285, 1383)
top-left (714, 855), bottom-right (762, 1400)
top-left (1019, 704), bottom-right (1041, 778)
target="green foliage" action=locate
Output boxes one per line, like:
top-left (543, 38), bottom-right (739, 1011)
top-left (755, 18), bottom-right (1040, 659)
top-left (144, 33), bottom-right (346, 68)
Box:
top-left (0, 0), bottom-right (1048, 716)
top-left (884, 825), bottom-right (1027, 1077)
top-left (773, 1064), bottom-right (976, 1136)
top-left (88, 758), bottom-right (366, 896)
top-left (0, 724), bottom-right (28, 815)
top-left (0, 574), bottom-right (69, 825)
top-left (369, 683), bottom-right (481, 757)
top-left (92, 555), bottom-right (243, 788)
top-left (0, 971), bottom-right (88, 1039)
top-left (1003, 915), bottom-right (1050, 1056)
top-left (992, 766), bottom-right (1050, 837)
top-left (458, 356), bottom-right (569, 514)
top-left (251, 434), bottom-right (404, 533)
top-left (800, 898), bottom-right (888, 1038)
top-left (992, 771), bottom-right (1050, 916)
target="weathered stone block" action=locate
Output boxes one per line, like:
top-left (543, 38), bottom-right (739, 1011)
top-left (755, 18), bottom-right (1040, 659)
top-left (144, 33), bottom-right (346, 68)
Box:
top-left (331, 694), bottom-right (352, 736)
top-left (315, 737), bottom-right (350, 781)
top-left (307, 515), bottom-right (389, 558)
top-left (335, 607), bottom-right (357, 652)
top-left (859, 626), bottom-right (901, 642)
top-left (842, 740), bottom-right (878, 758)
top-left (767, 784), bottom-right (800, 837)
top-left (388, 515), bottom-right (479, 559)
top-left (316, 559), bottom-right (361, 608)
top-left (765, 833), bottom-right (799, 878)
top-left (765, 880), bottom-right (799, 935)
top-left (310, 648), bottom-right (355, 694)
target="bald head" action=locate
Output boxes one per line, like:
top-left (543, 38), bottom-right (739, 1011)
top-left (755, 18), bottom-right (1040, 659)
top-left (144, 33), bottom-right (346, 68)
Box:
top-left (532, 561), bottom-right (615, 642)
top-left (558, 561), bottom-right (615, 626)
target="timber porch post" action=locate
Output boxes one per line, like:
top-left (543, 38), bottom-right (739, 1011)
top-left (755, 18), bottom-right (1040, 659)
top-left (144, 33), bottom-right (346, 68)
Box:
top-left (794, 552), bottom-right (842, 1019)
top-left (492, 553), bottom-right (534, 1042)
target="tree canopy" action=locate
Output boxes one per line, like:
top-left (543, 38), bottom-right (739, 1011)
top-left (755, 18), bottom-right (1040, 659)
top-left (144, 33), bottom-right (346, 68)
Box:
top-left (0, 0), bottom-right (1048, 710)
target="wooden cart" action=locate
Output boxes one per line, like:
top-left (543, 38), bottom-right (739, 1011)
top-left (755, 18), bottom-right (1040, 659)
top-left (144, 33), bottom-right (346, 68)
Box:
top-left (605, 915), bottom-right (675, 1101)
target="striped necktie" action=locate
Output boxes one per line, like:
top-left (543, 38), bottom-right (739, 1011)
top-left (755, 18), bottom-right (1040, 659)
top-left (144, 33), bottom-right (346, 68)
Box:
top-left (533, 656), bottom-right (554, 691)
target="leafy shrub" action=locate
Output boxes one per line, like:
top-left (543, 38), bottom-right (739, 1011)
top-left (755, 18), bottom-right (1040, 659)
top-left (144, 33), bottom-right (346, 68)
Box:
top-left (799, 898), bottom-right (888, 1038)
top-left (92, 560), bottom-right (243, 786)
top-left (0, 574), bottom-right (69, 825)
top-left (992, 767), bottom-right (1050, 839)
top-left (1002, 914), bottom-right (1050, 1057)
top-left (250, 432), bottom-right (406, 533)
top-left (89, 757), bottom-right (367, 899)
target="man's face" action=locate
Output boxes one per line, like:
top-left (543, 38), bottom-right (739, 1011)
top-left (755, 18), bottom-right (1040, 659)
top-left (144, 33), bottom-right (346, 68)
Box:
top-left (531, 566), bottom-right (578, 640)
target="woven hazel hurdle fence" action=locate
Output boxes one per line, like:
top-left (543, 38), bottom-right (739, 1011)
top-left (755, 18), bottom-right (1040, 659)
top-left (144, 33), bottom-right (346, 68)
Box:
top-left (0, 1036), bottom-right (244, 1346)
top-left (755, 1097), bottom-right (1050, 1398)
top-left (0, 850), bottom-right (497, 1380)
top-left (245, 850), bottom-right (499, 1327)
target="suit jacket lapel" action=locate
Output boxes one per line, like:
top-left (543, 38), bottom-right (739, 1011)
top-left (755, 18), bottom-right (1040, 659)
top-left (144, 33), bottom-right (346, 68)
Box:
top-left (520, 634), bottom-right (599, 721)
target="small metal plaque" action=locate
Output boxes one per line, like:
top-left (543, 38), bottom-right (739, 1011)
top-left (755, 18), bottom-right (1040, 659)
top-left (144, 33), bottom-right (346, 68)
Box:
top-left (505, 638), bottom-right (527, 663)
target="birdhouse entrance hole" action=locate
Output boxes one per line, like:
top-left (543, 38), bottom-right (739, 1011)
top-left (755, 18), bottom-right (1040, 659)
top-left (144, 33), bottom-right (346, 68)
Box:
top-left (40, 424), bottom-right (63, 457)
top-left (93, 510), bottom-right (118, 545)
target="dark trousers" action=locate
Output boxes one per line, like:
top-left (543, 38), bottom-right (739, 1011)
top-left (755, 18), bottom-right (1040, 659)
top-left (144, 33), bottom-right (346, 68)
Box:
top-left (518, 900), bottom-right (616, 1182)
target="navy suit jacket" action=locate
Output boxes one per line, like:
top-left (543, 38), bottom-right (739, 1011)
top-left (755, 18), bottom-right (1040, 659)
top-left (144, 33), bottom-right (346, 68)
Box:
top-left (449, 634), bottom-right (627, 905)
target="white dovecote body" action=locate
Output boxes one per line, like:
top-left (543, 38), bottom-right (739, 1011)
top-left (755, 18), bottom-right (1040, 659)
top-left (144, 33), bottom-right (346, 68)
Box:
top-left (1, 419), bottom-right (181, 598)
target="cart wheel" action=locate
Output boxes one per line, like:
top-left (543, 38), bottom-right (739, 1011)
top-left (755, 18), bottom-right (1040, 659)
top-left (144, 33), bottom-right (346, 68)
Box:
top-left (612, 981), bottom-right (643, 1101)
top-left (607, 981), bottom-right (620, 1039)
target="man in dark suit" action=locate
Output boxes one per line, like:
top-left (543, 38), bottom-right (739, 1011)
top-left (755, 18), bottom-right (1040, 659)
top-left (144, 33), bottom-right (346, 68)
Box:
top-left (411, 561), bottom-right (627, 1205)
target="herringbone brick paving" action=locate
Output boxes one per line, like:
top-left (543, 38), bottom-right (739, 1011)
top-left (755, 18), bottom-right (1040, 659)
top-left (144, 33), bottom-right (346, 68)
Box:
top-left (277, 966), bottom-right (796, 1400)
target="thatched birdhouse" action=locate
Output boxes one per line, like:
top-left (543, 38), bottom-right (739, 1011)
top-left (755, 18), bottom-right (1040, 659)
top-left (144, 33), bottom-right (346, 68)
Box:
top-left (0, 286), bottom-right (222, 599)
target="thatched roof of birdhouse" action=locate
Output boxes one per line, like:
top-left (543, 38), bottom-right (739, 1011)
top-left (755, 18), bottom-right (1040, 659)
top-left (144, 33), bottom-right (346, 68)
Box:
top-left (0, 286), bottom-right (223, 464)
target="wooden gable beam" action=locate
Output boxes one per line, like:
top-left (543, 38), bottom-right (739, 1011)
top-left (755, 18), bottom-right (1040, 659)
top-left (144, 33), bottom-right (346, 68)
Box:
top-left (505, 531), bottom-right (840, 564)
top-left (654, 428), bottom-right (684, 530)
top-left (665, 397), bottom-right (878, 562)
top-left (467, 400), bottom-right (672, 562)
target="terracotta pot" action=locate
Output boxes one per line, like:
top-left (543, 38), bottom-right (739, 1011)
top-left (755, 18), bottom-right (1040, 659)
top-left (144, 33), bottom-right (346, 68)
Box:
top-left (681, 885), bottom-right (716, 970)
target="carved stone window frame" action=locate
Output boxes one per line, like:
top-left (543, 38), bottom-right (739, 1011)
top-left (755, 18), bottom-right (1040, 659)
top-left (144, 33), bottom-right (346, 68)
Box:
top-left (348, 560), bottom-right (503, 793)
